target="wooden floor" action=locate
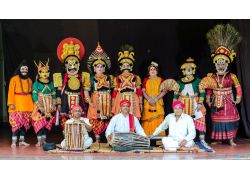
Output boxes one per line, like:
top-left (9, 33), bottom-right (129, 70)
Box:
top-left (1, 125), bottom-right (250, 160)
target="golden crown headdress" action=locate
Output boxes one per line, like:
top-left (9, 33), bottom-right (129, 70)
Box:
top-left (206, 24), bottom-right (242, 64)
top-left (118, 44), bottom-right (135, 65)
top-left (180, 57), bottom-right (197, 69)
top-left (57, 37), bottom-right (85, 63)
top-left (34, 58), bottom-right (50, 72)
top-left (87, 42), bottom-right (111, 73)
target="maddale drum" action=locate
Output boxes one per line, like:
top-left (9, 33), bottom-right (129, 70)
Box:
top-left (65, 121), bottom-right (87, 151)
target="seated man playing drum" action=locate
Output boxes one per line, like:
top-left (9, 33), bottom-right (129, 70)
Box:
top-left (61, 105), bottom-right (93, 150)
top-left (151, 101), bottom-right (196, 151)
top-left (106, 99), bottom-right (146, 142)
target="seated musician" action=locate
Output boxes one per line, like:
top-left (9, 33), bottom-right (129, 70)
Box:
top-left (106, 99), bottom-right (146, 142)
top-left (151, 101), bottom-right (196, 151)
top-left (61, 105), bottom-right (93, 150)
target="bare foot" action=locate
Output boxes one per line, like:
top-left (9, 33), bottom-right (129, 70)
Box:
top-left (229, 140), bottom-right (237, 146)
top-left (211, 141), bottom-right (222, 145)
top-left (19, 141), bottom-right (30, 146)
top-left (11, 143), bottom-right (16, 148)
top-left (36, 141), bottom-right (41, 147)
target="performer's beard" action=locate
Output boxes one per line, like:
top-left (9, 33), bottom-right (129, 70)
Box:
top-left (121, 68), bottom-right (131, 73)
top-left (19, 72), bottom-right (29, 79)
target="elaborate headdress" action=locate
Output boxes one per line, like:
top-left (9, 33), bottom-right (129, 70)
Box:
top-left (34, 58), bottom-right (50, 80)
top-left (180, 57), bottom-right (197, 69)
top-left (34, 58), bottom-right (50, 73)
top-left (57, 37), bottom-right (85, 64)
top-left (206, 24), bottom-right (242, 64)
top-left (118, 44), bottom-right (135, 65)
top-left (87, 42), bottom-right (111, 73)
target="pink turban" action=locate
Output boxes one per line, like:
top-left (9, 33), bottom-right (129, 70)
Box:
top-left (172, 100), bottom-right (184, 109)
top-left (70, 105), bottom-right (83, 114)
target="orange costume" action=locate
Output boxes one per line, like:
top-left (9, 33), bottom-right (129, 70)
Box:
top-left (8, 75), bottom-right (34, 132)
top-left (112, 44), bottom-right (142, 119)
top-left (85, 43), bottom-right (113, 141)
top-left (8, 60), bottom-right (34, 147)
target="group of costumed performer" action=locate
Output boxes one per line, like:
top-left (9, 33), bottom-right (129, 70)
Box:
top-left (7, 23), bottom-right (243, 148)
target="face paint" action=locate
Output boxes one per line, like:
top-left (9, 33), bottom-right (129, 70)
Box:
top-left (39, 68), bottom-right (50, 79)
top-left (65, 57), bottom-right (80, 76)
top-left (20, 66), bottom-right (28, 76)
top-left (120, 62), bottom-right (132, 73)
top-left (215, 58), bottom-right (228, 75)
top-left (94, 64), bottom-right (105, 75)
top-left (149, 66), bottom-right (158, 76)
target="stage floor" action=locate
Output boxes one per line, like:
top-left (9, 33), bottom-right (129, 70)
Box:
top-left (1, 125), bottom-right (250, 160)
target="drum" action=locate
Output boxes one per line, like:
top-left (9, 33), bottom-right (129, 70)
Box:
top-left (64, 121), bottom-right (86, 150)
top-left (110, 132), bottom-right (150, 149)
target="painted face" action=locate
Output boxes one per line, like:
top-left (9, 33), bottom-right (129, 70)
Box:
top-left (39, 67), bottom-right (50, 79)
top-left (121, 103), bottom-right (130, 114)
top-left (149, 66), bottom-right (158, 76)
top-left (173, 106), bottom-right (183, 116)
top-left (120, 62), bottom-right (132, 73)
top-left (94, 64), bottom-right (105, 75)
top-left (215, 58), bottom-right (228, 75)
top-left (20, 66), bottom-right (28, 76)
top-left (72, 109), bottom-right (82, 119)
top-left (65, 57), bottom-right (80, 76)
top-left (182, 65), bottom-right (195, 76)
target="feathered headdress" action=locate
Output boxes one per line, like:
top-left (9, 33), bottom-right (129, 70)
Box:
top-left (87, 42), bottom-right (111, 73)
top-left (118, 44), bottom-right (135, 65)
top-left (206, 24), bottom-right (242, 64)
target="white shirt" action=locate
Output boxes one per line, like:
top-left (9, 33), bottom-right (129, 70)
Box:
top-left (105, 113), bottom-right (146, 137)
top-left (153, 113), bottom-right (196, 142)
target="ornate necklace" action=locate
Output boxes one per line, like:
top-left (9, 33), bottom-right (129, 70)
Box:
top-left (19, 76), bottom-right (30, 94)
top-left (181, 75), bottom-right (194, 83)
top-left (216, 73), bottom-right (227, 88)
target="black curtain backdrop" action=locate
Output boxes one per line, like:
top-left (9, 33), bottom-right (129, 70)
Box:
top-left (1, 19), bottom-right (248, 139)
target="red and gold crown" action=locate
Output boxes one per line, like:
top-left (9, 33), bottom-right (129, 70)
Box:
top-left (57, 37), bottom-right (85, 64)
top-left (211, 46), bottom-right (236, 64)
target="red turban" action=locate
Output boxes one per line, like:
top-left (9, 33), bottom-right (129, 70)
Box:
top-left (172, 100), bottom-right (184, 109)
top-left (70, 105), bottom-right (83, 114)
top-left (120, 99), bottom-right (131, 107)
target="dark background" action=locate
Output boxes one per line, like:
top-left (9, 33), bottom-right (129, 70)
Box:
top-left (1, 19), bottom-right (249, 140)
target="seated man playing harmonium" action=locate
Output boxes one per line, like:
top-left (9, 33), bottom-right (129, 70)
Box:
top-left (106, 99), bottom-right (147, 142)
top-left (61, 105), bottom-right (93, 150)
top-left (151, 100), bottom-right (196, 151)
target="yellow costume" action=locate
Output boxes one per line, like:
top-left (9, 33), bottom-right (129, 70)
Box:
top-left (141, 77), bottom-right (165, 136)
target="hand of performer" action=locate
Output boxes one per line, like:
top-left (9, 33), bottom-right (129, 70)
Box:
top-left (196, 103), bottom-right (202, 111)
top-left (179, 139), bottom-right (188, 147)
top-left (206, 101), bottom-right (212, 107)
top-left (9, 104), bottom-right (15, 110)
